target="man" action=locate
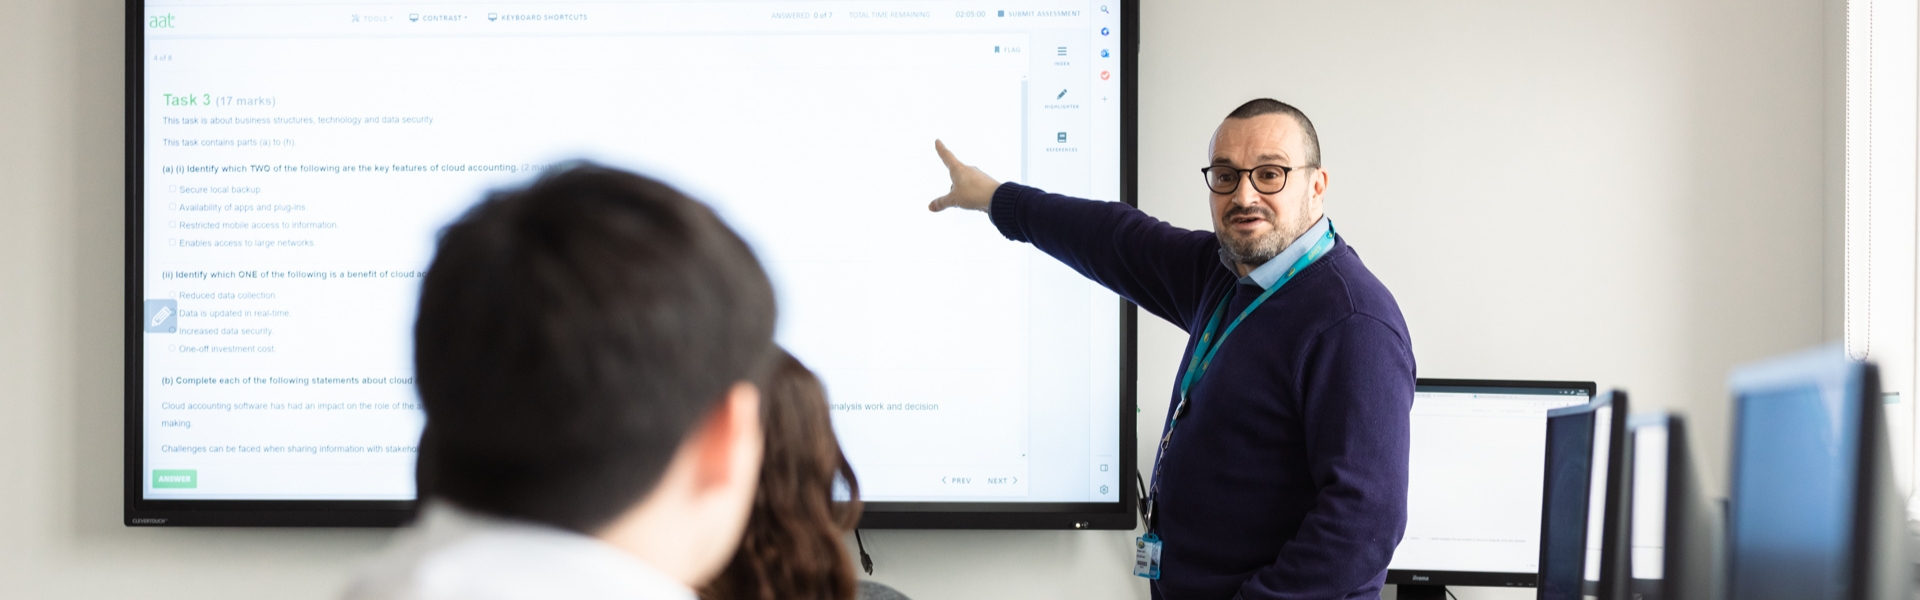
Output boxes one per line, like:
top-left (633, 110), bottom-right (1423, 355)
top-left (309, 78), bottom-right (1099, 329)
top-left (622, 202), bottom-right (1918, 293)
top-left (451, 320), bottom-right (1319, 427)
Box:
top-left (929, 99), bottom-right (1416, 599)
top-left (345, 164), bottom-right (777, 600)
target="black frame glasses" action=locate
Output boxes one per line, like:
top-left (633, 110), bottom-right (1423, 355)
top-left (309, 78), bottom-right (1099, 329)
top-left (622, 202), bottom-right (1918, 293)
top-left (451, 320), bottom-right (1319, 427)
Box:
top-left (1201, 164), bottom-right (1302, 195)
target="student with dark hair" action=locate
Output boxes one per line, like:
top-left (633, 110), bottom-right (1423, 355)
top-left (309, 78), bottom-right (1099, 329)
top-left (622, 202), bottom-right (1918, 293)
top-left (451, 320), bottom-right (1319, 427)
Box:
top-left (700, 348), bottom-right (912, 600)
top-left (346, 163), bottom-right (778, 600)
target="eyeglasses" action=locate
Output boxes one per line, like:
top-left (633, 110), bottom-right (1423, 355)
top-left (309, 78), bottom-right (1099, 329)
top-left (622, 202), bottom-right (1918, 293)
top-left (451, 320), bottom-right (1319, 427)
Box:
top-left (1200, 164), bottom-right (1302, 195)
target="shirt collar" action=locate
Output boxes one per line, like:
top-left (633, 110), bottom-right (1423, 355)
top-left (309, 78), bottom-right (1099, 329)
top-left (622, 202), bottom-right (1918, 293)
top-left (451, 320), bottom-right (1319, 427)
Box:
top-left (1220, 215), bottom-right (1333, 289)
top-left (348, 501), bottom-right (697, 600)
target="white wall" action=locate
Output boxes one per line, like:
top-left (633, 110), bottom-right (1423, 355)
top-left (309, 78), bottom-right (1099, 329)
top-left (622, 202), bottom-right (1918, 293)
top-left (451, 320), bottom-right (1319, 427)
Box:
top-left (0, 0), bottom-right (1829, 599)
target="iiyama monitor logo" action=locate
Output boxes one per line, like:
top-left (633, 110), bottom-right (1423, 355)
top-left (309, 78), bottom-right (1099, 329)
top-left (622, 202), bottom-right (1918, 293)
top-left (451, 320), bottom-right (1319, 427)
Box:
top-left (129, 518), bottom-right (168, 525)
top-left (1411, 575), bottom-right (1430, 582)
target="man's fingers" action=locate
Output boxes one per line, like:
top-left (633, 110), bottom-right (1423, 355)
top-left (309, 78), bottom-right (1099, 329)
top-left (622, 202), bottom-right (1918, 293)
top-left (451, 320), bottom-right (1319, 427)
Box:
top-left (934, 139), bottom-right (964, 173)
top-left (928, 194), bottom-right (953, 212)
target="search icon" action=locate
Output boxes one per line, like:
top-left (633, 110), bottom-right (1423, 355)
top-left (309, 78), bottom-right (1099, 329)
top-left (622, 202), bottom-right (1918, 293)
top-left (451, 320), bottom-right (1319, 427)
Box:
top-left (1100, 5), bottom-right (1109, 13)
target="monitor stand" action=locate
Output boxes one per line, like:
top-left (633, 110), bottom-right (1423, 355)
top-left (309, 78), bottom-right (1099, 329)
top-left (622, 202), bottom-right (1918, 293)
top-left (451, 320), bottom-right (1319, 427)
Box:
top-left (1396, 584), bottom-right (1448, 600)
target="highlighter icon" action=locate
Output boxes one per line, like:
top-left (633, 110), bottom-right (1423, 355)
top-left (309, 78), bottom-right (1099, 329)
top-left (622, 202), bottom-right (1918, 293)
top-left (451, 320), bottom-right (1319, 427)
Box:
top-left (145, 299), bottom-right (178, 333)
top-left (151, 306), bottom-right (173, 328)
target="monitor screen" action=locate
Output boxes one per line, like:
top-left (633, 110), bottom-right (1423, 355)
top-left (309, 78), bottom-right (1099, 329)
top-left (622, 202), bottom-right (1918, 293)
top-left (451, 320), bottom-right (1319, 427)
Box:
top-left (1728, 379), bottom-right (1859, 599)
top-left (1628, 419), bottom-right (1669, 591)
top-left (1580, 403), bottom-right (1614, 592)
top-left (130, 0), bottom-right (1136, 527)
top-left (1387, 380), bottom-right (1594, 586)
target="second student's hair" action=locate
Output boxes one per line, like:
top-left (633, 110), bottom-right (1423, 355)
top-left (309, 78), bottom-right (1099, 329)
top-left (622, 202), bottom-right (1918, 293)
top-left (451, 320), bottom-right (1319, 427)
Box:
top-left (702, 349), bottom-right (863, 600)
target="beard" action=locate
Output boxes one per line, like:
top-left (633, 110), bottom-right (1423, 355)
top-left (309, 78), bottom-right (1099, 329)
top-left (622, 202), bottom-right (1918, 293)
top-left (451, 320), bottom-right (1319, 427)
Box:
top-left (1216, 204), bottom-right (1313, 269)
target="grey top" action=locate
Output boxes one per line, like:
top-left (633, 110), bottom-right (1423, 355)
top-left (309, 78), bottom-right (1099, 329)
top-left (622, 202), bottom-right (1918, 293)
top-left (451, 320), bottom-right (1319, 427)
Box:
top-left (857, 581), bottom-right (911, 600)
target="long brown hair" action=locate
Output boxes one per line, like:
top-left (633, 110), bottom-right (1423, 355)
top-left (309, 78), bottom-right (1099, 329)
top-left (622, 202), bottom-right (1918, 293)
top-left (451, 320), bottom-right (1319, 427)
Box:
top-left (701, 349), bottom-right (863, 600)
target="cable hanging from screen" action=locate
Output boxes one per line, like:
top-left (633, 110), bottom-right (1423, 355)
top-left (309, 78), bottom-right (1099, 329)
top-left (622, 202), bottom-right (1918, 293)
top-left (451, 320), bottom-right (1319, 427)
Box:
top-left (854, 529), bottom-right (874, 576)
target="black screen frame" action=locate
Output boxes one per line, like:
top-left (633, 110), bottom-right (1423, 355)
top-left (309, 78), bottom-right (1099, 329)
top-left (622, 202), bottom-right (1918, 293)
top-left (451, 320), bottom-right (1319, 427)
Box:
top-left (124, 0), bottom-right (1142, 529)
top-left (1534, 391), bottom-right (1630, 600)
top-left (1725, 352), bottom-right (1894, 600)
top-left (1386, 378), bottom-right (1598, 591)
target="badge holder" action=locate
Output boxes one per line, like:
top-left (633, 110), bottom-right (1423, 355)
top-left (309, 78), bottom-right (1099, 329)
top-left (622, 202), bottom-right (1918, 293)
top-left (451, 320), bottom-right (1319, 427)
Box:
top-left (1133, 533), bottom-right (1162, 579)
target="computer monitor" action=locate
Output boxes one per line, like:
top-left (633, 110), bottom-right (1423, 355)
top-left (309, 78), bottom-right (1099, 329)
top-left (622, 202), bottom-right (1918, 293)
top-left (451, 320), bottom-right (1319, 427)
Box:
top-left (1538, 391), bottom-right (1630, 600)
top-left (1389, 379), bottom-right (1596, 600)
top-left (1624, 412), bottom-right (1722, 600)
top-left (1726, 347), bottom-right (1911, 600)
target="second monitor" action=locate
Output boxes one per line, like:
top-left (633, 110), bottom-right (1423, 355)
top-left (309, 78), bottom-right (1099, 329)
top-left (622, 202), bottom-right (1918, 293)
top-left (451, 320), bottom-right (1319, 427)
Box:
top-left (1388, 379), bottom-right (1596, 600)
top-left (1537, 391), bottom-right (1630, 600)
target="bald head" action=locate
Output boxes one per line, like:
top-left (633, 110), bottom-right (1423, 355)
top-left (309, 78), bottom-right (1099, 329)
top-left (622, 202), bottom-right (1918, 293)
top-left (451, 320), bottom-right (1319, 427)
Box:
top-left (1224, 98), bottom-right (1320, 168)
top-left (1206, 99), bottom-right (1329, 276)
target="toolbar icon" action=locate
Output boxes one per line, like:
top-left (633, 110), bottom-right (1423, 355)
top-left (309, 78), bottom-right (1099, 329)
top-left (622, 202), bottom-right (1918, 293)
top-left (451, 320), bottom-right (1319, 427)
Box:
top-left (1101, 49), bottom-right (1110, 58)
top-left (1100, 71), bottom-right (1111, 81)
top-left (1100, 27), bottom-right (1110, 36)
top-left (145, 299), bottom-right (178, 333)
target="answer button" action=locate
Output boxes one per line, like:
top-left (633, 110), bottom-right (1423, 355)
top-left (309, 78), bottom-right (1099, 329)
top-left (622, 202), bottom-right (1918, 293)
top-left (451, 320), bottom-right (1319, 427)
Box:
top-left (153, 469), bottom-right (197, 489)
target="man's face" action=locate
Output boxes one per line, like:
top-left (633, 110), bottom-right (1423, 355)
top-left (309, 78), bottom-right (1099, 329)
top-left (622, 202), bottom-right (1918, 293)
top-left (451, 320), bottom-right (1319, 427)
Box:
top-left (1208, 113), bottom-right (1327, 270)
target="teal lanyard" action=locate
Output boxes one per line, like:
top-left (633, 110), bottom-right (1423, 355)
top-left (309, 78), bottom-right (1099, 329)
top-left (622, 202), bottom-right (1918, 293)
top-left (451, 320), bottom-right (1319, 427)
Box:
top-left (1145, 223), bottom-right (1336, 531)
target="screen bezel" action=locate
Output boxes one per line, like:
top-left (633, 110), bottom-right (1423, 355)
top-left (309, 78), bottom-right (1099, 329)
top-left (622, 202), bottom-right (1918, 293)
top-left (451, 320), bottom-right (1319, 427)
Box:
top-left (123, 0), bottom-right (1142, 529)
top-left (1535, 389), bottom-right (1632, 600)
top-left (1386, 378), bottom-right (1598, 590)
top-left (1724, 351), bottom-right (1872, 599)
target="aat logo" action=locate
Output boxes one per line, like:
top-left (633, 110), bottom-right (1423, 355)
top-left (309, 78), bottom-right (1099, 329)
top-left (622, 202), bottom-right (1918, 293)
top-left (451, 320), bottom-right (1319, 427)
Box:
top-left (148, 13), bottom-right (177, 29)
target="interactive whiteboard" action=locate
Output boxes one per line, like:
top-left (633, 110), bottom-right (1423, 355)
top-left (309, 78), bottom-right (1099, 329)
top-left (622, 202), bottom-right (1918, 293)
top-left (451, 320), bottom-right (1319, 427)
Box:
top-left (127, 0), bottom-right (1137, 528)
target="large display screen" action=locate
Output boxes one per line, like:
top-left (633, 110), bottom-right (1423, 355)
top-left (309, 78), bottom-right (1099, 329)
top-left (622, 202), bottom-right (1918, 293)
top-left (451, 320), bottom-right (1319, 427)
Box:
top-left (127, 0), bottom-right (1137, 528)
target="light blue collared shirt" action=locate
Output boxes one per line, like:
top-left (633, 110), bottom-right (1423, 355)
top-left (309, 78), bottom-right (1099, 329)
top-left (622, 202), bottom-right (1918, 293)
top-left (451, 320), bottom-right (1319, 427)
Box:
top-left (1220, 215), bottom-right (1332, 289)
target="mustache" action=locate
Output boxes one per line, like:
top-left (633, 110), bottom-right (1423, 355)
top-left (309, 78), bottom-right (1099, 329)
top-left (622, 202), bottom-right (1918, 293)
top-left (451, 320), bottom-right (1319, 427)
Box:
top-left (1223, 205), bottom-right (1274, 223)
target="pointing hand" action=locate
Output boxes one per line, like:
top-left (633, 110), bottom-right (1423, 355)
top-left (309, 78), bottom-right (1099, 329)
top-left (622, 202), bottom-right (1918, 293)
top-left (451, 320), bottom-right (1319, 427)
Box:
top-left (928, 140), bottom-right (1002, 213)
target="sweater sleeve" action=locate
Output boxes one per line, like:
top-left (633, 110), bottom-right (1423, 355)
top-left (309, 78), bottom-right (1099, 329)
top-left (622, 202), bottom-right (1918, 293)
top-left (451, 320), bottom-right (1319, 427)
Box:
top-left (1236, 314), bottom-right (1416, 600)
top-left (987, 182), bottom-right (1219, 329)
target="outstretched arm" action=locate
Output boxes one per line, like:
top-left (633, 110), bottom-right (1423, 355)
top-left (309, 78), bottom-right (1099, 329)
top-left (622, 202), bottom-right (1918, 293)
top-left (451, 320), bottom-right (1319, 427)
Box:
top-left (926, 140), bottom-right (1220, 327)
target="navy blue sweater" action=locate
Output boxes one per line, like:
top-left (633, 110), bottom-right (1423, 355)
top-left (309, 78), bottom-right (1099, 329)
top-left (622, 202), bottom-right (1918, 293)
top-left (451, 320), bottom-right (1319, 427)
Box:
top-left (989, 183), bottom-right (1416, 600)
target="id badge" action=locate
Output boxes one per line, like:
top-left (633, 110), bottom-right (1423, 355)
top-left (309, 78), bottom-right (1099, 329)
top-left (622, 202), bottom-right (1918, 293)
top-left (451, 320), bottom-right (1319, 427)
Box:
top-left (1133, 533), bottom-right (1162, 579)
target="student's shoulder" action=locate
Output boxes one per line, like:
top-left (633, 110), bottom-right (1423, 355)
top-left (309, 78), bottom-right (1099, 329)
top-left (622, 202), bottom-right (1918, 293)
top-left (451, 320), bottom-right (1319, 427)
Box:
top-left (344, 504), bottom-right (693, 600)
top-left (857, 580), bottom-right (915, 600)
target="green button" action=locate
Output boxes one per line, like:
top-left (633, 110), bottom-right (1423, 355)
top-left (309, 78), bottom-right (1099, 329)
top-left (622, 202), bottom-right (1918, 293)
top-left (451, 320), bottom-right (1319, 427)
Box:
top-left (152, 469), bottom-right (197, 489)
